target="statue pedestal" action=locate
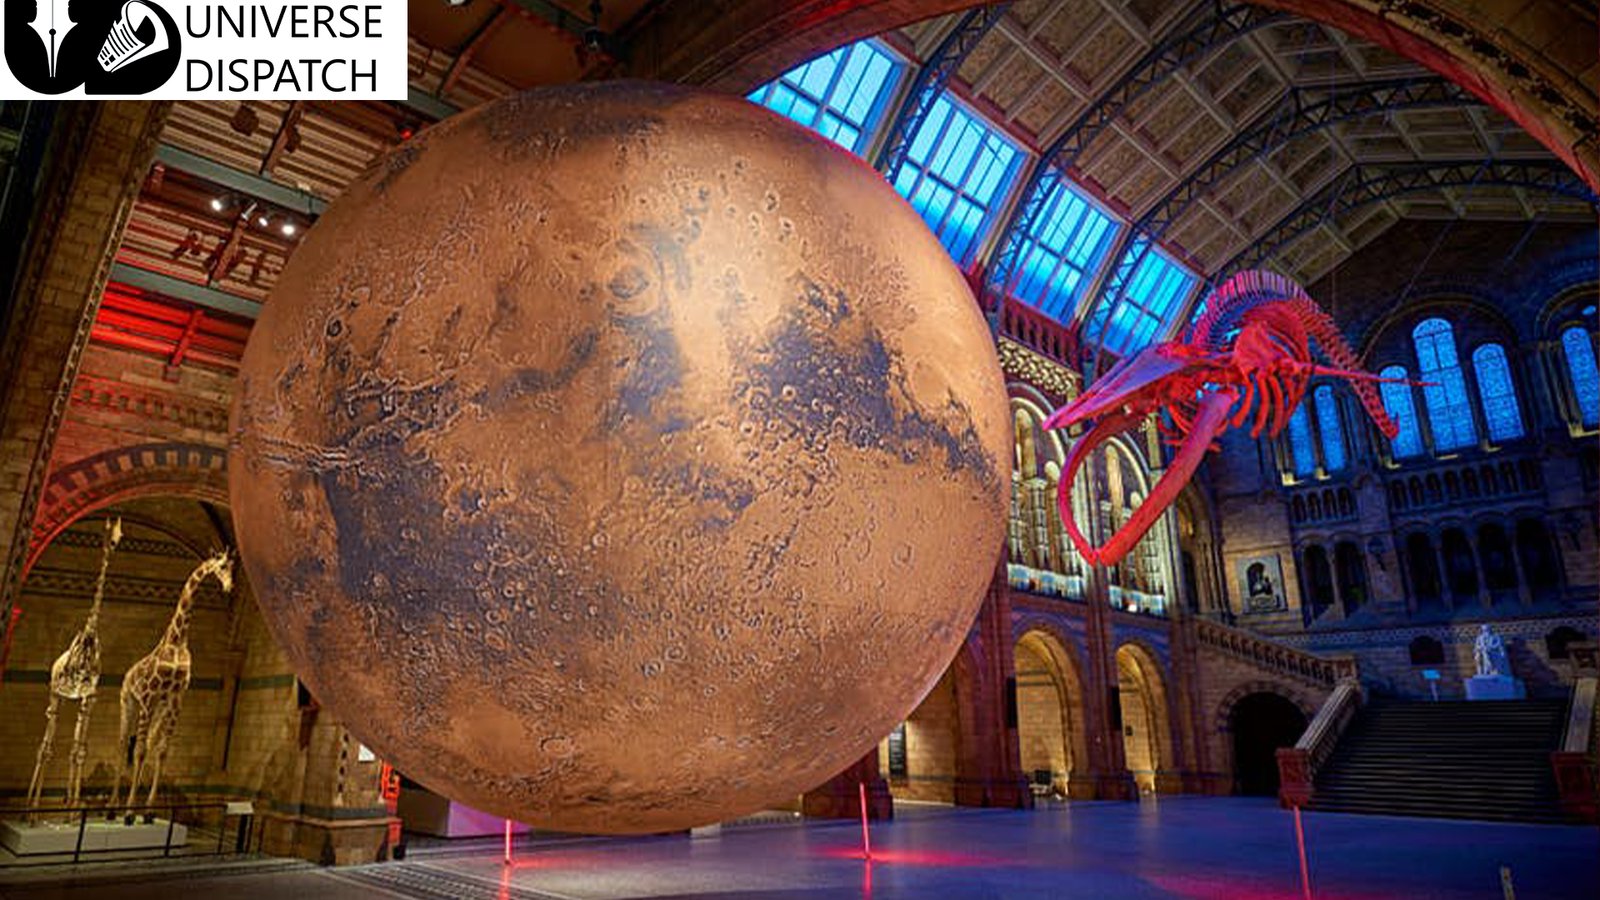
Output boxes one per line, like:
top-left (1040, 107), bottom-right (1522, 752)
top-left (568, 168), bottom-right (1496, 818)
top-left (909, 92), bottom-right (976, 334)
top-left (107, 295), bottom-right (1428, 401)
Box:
top-left (1465, 674), bottom-right (1525, 701)
top-left (0, 817), bottom-right (188, 855)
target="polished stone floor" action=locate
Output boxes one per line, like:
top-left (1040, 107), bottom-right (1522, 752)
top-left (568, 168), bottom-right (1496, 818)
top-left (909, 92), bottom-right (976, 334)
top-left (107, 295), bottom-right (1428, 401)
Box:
top-left (1, 798), bottom-right (1595, 899)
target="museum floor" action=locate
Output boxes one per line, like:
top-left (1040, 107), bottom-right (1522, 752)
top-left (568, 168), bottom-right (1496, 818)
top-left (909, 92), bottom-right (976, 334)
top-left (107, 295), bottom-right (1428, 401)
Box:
top-left (1, 799), bottom-right (1595, 899)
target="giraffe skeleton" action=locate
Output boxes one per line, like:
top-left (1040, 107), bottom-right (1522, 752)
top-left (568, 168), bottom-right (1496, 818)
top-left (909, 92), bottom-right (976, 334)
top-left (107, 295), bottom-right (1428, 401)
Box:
top-left (25, 517), bottom-right (122, 817)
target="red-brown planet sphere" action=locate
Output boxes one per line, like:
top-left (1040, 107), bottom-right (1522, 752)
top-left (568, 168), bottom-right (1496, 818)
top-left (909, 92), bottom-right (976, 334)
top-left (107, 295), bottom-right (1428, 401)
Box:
top-left (228, 81), bottom-right (1010, 833)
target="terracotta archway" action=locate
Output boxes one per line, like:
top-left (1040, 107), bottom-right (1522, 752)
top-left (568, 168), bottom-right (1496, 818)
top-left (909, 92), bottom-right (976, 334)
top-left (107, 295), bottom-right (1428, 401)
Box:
top-left (24, 443), bottom-right (228, 580)
top-left (1213, 679), bottom-right (1319, 793)
top-left (1013, 626), bottom-right (1090, 798)
top-left (618, 1), bottom-right (1597, 191)
top-left (1113, 640), bottom-right (1177, 794)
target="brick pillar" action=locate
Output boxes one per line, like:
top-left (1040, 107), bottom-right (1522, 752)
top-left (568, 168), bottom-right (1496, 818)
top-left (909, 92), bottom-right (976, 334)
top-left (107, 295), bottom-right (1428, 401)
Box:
top-left (1167, 611), bottom-right (1212, 794)
top-left (951, 556), bottom-right (1032, 809)
top-left (801, 748), bottom-right (893, 820)
top-left (1081, 561), bottom-right (1138, 800)
top-left (259, 703), bottom-right (392, 865)
top-left (0, 103), bottom-right (171, 670)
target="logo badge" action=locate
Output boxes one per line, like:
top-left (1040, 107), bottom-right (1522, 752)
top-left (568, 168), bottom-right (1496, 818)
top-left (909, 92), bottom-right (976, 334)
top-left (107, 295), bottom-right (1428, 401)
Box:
top-left (4, 0), bottom-right (181, 94)
top-left (1, 1), bottom-right (406, 100)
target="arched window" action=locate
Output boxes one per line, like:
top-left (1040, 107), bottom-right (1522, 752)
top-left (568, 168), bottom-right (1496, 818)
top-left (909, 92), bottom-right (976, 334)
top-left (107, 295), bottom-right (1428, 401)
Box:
top-left (1286, 402), bottom-right (1316, 478)
top-left (1334, 541), bottom-right (1367, 616)
top-left (1412, 318), bottom-right (1477, 451)
top-left (1477, 523), bottom-right (1517, 598)
top-left (1441, 528), bottom-right (1478, 601)
top-left (1561, 326), bottom-right (1599, 428)
top-left (1403, 533), bottom-right (1442, 607)
top-left (1470, 344), bottom-right (1523, 442)
top-left (1379, 365), bottom-right (1424, 459)
top-left (1408, 636), bottom-right (1445, 666)
top-left (1515, 519), bottom-right (1560, 599)
top-left (1545, 626), bottom-right (1585, 660)
top-left (1301, 546), bottom-right (1334, 622)
top-left (1313, 386), bottom-right (1345, 472)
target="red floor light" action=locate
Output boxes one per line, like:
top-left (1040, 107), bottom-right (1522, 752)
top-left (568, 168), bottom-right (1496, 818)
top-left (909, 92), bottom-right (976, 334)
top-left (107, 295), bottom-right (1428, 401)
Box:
top-left (1293, 805), bottom-right (1311, 900)
top-left (504, 818), bottom-right (513, 865)
top-left (858, 782), bottom-right (872, 861)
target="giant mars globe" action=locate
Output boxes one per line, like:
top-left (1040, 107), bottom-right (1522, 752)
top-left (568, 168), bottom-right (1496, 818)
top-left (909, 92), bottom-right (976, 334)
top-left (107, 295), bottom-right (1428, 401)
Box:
top-left (228, 81), bottom-right (1010, 833)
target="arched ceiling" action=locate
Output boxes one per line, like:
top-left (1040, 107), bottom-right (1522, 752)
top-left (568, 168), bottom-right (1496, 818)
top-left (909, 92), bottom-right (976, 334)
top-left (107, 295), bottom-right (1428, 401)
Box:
top-left (88, 0), bottom-right (1595, 368)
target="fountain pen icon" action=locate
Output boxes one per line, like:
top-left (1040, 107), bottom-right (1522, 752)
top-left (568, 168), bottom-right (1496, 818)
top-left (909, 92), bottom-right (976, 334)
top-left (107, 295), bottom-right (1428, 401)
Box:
top-left (28, 0), bottom-right (74, 79)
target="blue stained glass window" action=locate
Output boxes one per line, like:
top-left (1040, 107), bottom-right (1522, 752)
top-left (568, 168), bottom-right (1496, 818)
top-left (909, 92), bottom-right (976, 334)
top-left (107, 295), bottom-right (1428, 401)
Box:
top-left (1470, 343), bottom-right (1523, 442)
top-left (1562, 326), bottom-right (1600, 427)
top-left (1380, 365), bottom-right (1424, 459)
top-left (748, 39), bottom-right (905, 156)
top-left (1314, 385), bottom-right (1346, 472)
top-left (1287, 401), bottom-right (1316, 478)
top-left (1007, 178), bottom-right (1121, 323)
top-left (1412, 318), bottom-right (1477, 451)
top-left (892, 92), bottom-right (1025, 265)
top-left (1100, 239), bottom-right (1198, 356)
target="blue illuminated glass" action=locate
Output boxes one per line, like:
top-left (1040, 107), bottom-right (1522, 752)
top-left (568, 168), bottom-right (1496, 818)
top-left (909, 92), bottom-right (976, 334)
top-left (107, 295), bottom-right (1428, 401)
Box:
top-left (1470, 343), bottom-right (1523, 442)
top-left (1008, 178), bottom-right (1121, 322)
top-left (892, 92), bottom-right (1024, 265)
top-left (1100, 239), bottom-right (1197, 356)
top-left (1412, 318), bottom-right (1477, 451)
top-left (1287, 401), bottom-right (1316, 478)
top-left (748, 39), bottom-right (905, 156)
top-left (1314, 385), bottom-right (1346, 472)
top-left (1380, 365), bottom-right (1424, 459)
top-left (1562, 326), bottom-right (1599, 427)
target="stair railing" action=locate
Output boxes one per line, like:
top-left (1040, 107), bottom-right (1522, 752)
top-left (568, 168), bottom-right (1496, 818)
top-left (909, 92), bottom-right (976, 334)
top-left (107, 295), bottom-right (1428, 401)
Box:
top-left (1551, 642), bottom-right (1598, 823)
top-left (1276, 678), bottom-right (1362, 809)
top-left (1193, 618), bottom-right (1357, 688)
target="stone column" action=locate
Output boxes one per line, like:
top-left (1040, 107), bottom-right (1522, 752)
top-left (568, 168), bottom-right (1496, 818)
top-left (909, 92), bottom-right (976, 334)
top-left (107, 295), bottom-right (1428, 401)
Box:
top-left (1080, 562), bottom-right (1137, 800)
top-left (802, 748), bottom-right (892, 820)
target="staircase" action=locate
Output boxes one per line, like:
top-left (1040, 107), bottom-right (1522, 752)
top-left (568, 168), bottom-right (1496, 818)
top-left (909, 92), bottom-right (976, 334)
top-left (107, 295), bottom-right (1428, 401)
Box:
top-left (1310, 698), bottom-right (1570, 823)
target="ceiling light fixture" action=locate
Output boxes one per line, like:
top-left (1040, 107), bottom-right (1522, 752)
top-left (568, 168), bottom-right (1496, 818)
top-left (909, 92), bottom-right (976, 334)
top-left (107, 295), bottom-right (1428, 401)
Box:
top-left (210, 197), bottom-right (226, 212)
top-left (281, 222), bottom-right (297, 237)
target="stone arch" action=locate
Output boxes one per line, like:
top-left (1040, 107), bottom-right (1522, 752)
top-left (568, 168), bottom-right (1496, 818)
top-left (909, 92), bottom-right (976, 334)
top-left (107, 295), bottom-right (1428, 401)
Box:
top-left (1012, 625), bottom-right (1089, 798)
top-left (890, 649), bottom-right (965, 803)
top-left (1227, 691), bottom-right (1310, 796)
top-left (25, 443), bottom-right (229, 579)
top-left (1537, 279), bottom-right (1600, 337)
top-left (1113, 640), bottom-right (1175, 794)
top-left (1213, 681), bottom-right (1319, 736)
top-left (1211, 679), bottom-right (1318, 795)
top-left (1360, 293), bottom-right (1522, 362)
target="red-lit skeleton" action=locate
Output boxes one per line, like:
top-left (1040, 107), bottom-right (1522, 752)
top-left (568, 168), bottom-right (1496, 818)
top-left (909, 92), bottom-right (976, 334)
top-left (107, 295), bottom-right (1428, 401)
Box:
top-left (1045, 270), bottom-right (1404, 568)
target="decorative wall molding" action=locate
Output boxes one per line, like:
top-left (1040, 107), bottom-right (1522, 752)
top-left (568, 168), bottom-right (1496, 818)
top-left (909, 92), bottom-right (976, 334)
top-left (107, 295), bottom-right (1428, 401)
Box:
top-left (999, 337), bottom-right (1077, 403)
top-left (1277, 614), bottom-right (1598, 650)
top-left (70, 373), bottom-right (231, 435)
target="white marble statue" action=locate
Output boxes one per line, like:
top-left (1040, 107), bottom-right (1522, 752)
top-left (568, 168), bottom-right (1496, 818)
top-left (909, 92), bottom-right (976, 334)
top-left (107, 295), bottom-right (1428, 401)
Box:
top-left (1473, 623), bottom-right (1510, 677)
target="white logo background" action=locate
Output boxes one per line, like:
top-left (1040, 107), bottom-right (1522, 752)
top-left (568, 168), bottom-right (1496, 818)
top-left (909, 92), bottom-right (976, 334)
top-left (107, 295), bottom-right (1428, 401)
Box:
top-left (0, 0), bottom-right (408, 99)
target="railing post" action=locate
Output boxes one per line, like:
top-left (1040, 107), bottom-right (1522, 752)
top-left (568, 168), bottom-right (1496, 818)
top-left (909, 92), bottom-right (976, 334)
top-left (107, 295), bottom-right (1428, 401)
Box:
top-left (72, 807), bottom-right (88, 863)
top-left (163, 805), bottom-right (176, 856)
top-left (1276, 747), bottom-right (1313, 808)
top-left (1552, 671), bottom-right (1597, 823)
